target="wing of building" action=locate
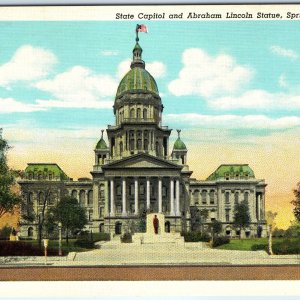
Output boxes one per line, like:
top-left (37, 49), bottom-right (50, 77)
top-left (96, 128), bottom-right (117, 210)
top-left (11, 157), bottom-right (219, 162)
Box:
top-left (18, 35), bottom-right (267, 239)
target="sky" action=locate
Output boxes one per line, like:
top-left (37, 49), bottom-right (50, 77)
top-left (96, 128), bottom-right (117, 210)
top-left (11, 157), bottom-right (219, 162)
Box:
top-left (0, 21), bottom-right (299, 228)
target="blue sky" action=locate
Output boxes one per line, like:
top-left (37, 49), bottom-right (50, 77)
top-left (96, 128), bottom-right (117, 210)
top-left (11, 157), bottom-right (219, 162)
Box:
top-left (1, 21), bottom-right (300, 136)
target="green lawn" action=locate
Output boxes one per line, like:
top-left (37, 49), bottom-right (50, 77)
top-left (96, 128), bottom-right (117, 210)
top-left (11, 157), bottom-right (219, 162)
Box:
top-left (217, 237), bottom-right (300, 254)
top-left (217, 238), bottom-right (269, 251)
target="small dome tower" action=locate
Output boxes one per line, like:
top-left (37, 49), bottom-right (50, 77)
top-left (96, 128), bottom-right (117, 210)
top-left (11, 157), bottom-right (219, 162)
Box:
top-left (95, 130), bottom-right (109, 166)
top-left (172, 129), bottom-right (187, 165)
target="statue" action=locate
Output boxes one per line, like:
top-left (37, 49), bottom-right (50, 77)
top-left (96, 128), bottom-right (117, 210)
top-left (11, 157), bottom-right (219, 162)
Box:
top-left (153, 214), bottom-right (159, 234)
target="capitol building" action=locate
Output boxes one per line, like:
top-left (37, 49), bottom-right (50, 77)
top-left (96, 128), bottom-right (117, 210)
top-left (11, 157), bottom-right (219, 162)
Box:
top-left (19, 35), bottom-right (267, 239)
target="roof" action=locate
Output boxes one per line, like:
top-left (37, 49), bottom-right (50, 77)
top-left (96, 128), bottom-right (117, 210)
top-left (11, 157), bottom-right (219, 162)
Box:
top-left (173, 137), bottom-right (187, 150)
top-left (116, 67), bottom-right (159, 98)
top-left (25, 163), bottom-right (69, 180)
top-left (95, 137), bottom-right (108, 150)
top-left (206, 164), bottom-right (255, 181)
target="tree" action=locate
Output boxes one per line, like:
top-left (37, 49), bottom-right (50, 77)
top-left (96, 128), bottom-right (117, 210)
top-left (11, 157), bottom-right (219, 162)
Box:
top-left (0, 129), bottom-right (22, 219)
top-left (265, 210), bottom-right (277, 255)
top-left (291, 182), bottom-right (300, 222)
top-left (21, 182), bottom-right (65, 249)
top-left (47, 196), bottom-right (87, 244)
top-left (190, 207), bottom-right (209, 233)
top-left (210, 219), bottom-right (222, 245)
top-left (233, 200), bottom-right (251, 239)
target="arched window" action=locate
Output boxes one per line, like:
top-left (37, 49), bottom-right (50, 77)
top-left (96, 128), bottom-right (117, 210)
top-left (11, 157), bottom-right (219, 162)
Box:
top-left (38, 192), bottom-right (45, 205)
top-left (71, 190), bottom-right (78, 199)
top-left (130, 108), bottom-right (135, 119)
top-left (28, 172), bottom-right (33, 180)
top-left (28, 227), bottom-right (34, 237)
top-left (143, 108), bottom-right (147, 119)
top-left (99, 223), bottom-right (104, 232)
top-left (79, 190), bottom-right (85, 205)
top-left (88, 190), bottom-right (93, 206)
top-left (48, 173), bottom-right (53, 180)
top-left (137, 108), bottom-right (141, 119)
top-left (38, 172), bottom-right (43, 180)
top-left (201, 190), bottom-right (207, 204)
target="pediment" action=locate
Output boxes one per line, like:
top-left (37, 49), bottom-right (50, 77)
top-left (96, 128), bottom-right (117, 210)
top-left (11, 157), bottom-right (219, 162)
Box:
top-left (103, 153), bottom-right (181, 170)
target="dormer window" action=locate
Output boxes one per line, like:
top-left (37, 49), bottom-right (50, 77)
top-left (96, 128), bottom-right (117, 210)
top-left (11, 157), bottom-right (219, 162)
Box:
top-left (49, 173), bottom-right (53, 180)
top-left (225, 173), bottom-right (229, 180)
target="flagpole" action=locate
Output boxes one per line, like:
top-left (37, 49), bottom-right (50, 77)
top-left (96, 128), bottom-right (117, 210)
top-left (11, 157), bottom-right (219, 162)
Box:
top-left (136, 24), bottom-right (140, 42)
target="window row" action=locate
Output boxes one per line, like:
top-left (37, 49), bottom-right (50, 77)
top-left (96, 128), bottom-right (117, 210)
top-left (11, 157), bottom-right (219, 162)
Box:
top-left (225, 191), bottom-right (249, 204)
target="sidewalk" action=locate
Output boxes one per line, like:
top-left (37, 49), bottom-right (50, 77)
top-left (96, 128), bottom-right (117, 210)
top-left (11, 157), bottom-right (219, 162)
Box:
top-left (0, 237), bottom-right (299, 267)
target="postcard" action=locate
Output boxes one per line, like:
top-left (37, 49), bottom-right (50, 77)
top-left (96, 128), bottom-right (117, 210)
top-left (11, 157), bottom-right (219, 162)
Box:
top-left (0, 4), bottom-right (299, 285)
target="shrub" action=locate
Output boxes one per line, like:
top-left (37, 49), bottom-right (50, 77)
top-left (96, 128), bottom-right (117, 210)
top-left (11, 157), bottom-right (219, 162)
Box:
top-left (212, 236), bottom-right (230, 247)
top-left (121, 232), bottom-right (132, 243)
top-left (0, 241), bottom-right (62, 256)
top-left (92, 232), bottom-right (110, 242)
top-left (0, 226), bottom-right (12, 240)
top-left (251, 243), bottom-right (267, 251)
top-left (74, 239), bottom-right (95, 249)
top-left (182, 231), bottom-right (211, 242)
top-left (272, 238), bottom-right (300, 254)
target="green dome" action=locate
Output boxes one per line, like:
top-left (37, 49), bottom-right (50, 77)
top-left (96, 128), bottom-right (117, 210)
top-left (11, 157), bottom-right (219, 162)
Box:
top-left (95, 137), bottom-right (108, 150)
top-left (116, 67), bottom-right (159, 98)
top-left (173, 137), bottom-right (187, 150)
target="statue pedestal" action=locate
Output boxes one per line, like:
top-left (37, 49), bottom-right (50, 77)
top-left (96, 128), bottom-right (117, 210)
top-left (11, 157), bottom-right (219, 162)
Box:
top-left (132, 213), bottom-right (184, 245)
top-left (146, 213), bottom-right (165, 235)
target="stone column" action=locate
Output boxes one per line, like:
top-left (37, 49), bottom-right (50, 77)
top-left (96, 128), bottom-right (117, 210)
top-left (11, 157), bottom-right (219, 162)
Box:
top-left (134, 177), bottom-right (139, 215)
top-left (110, 178), bottom-right (115, 216)
top-left (92, 183), bottom-right (99, 220)
top-left (104, 180), bottom-right (109, 216)
top-left (170, 178), bottom-right (175, 216)
top-left (261, 193), bottom-right (265, 220)
top-left (257, 193), bottom-right (261, 221)
top-left (158, 177), bottom-right (162, 213)
top-left (122, 178), bottom-right (127, 216)
top-left (175, 178), bottom-right (180, 216)
top-left (146, 177), bottom-right (150, 210)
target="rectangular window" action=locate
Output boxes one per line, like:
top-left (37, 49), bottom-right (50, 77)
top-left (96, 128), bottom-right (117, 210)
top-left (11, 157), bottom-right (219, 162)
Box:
top-left (225, 192), bottom-right (230, 204)
top-left (225, 209), bottom-right (230, 222)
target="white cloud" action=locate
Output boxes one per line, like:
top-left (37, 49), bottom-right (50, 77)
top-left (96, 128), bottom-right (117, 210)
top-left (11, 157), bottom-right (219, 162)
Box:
top-left (34, 66), bottom-right (117, 109)
top-left (117, 59), bottom-right (166, 79)
top-left (168, 48), bottom-right (253, 98)
top-left (0, 45), bottom-right (57, 87)
top-left (165, 113), bottom-right (300, 130)
top-left (146, 61), bottom-right (166, 78)
top-left (101, 50), bottom-right (119, 56)
top-left (270, 45), bottom-right (298, 60)
top-left (208, 89), bottom-right (300, 110)
top-left (0, 98), bottom-right (45, 113)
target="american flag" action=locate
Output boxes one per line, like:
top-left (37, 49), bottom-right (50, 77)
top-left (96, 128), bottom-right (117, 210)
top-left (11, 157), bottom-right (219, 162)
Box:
top-left (136, 24), bottom-right (148, 33)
